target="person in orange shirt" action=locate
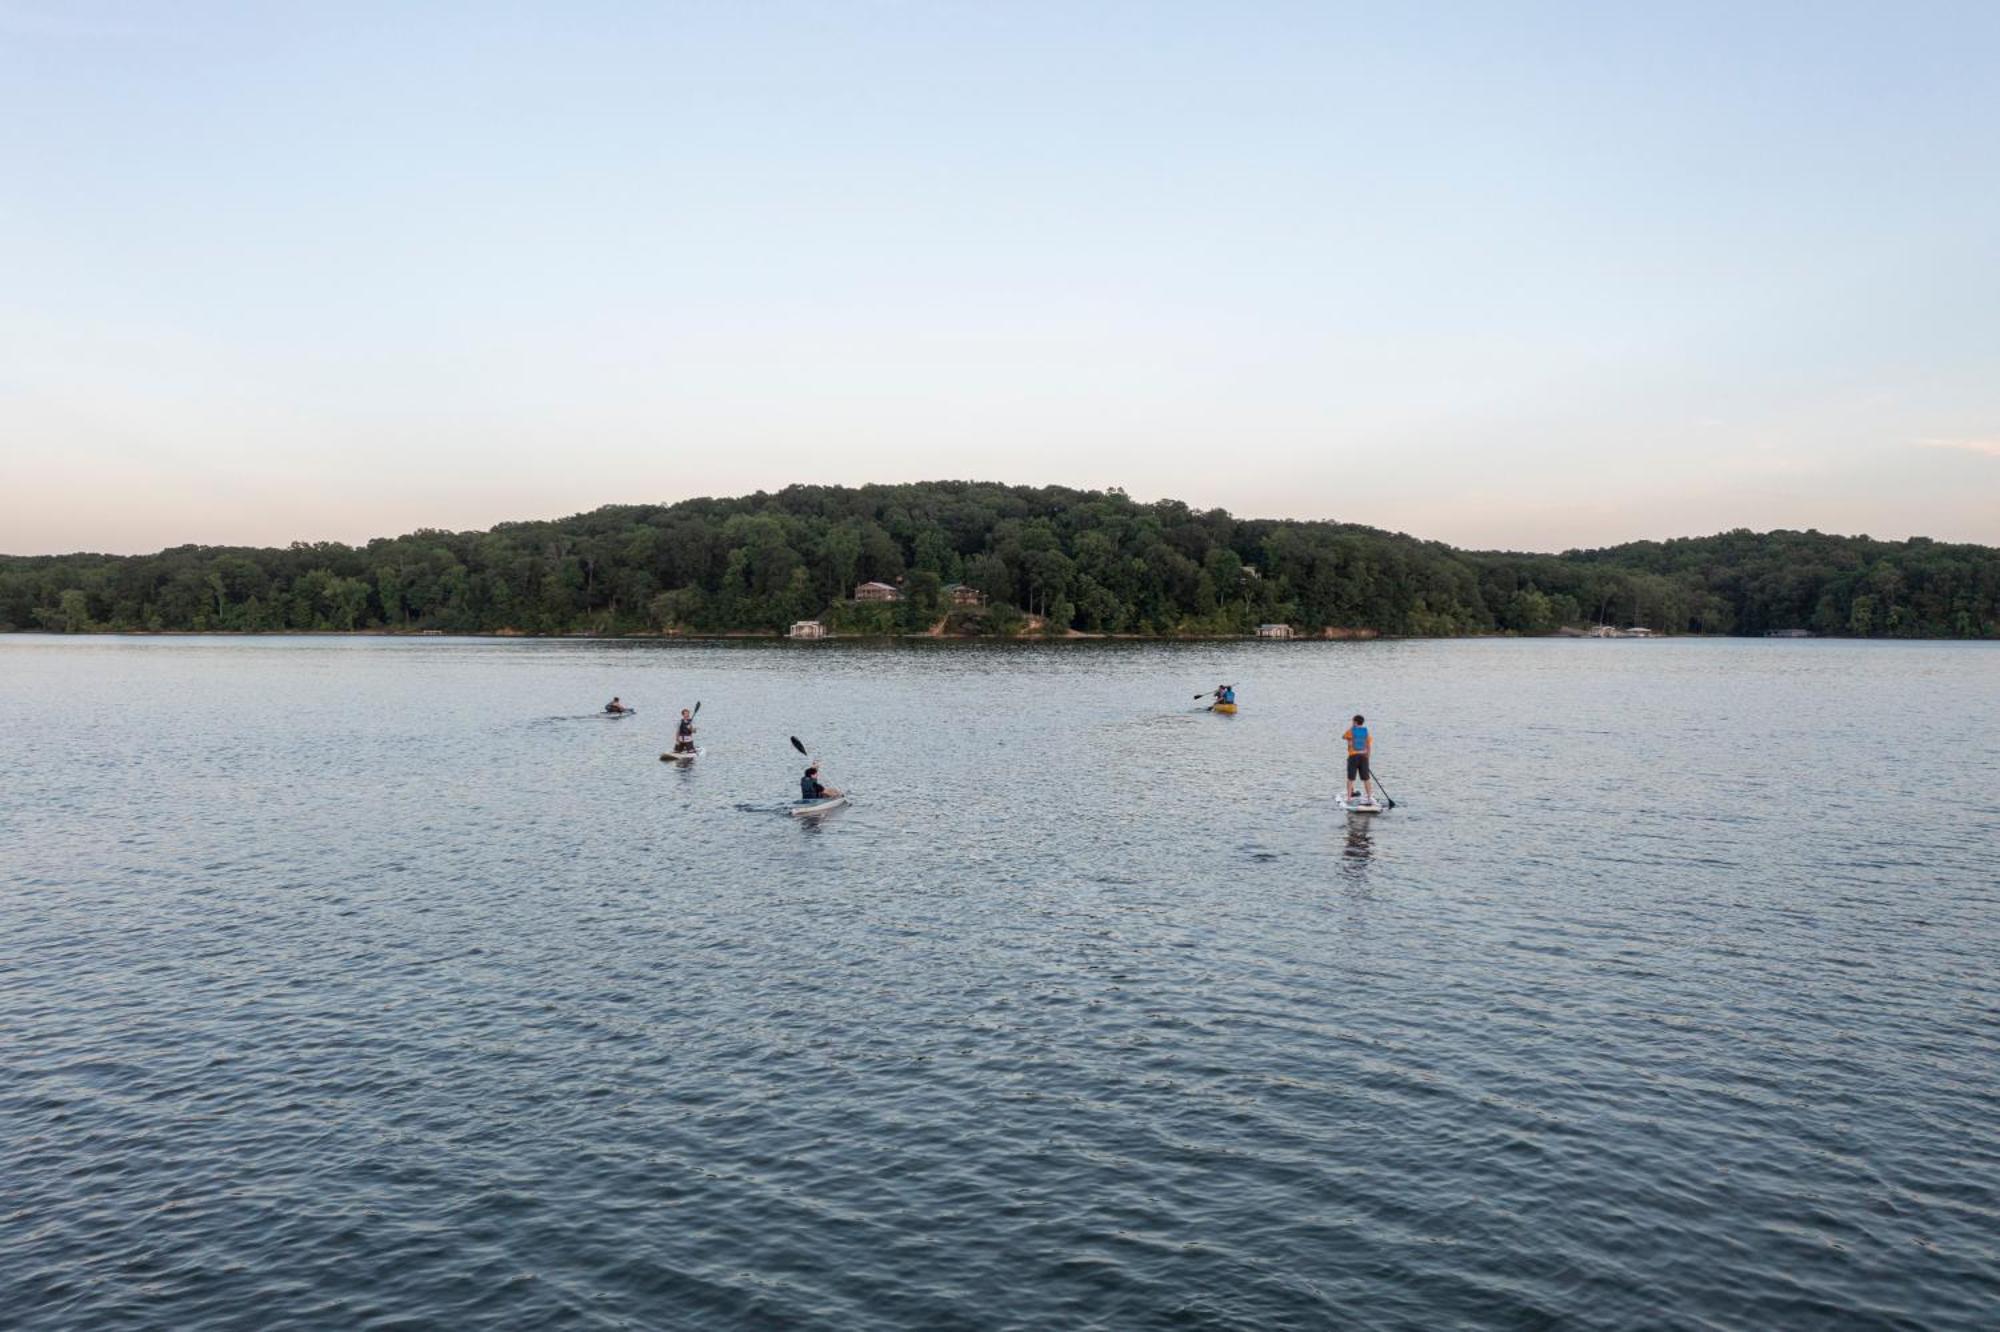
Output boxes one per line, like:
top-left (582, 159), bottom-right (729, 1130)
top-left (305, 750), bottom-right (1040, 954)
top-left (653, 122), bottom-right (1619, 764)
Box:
top-left (1342, 714), bottom-right (1374, 803)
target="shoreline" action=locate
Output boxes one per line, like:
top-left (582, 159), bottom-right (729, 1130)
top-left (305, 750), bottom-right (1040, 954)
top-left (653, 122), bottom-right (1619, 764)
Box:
top-left (0, 627), bottom-right (1371, 642)
top-left (2, 628), bottom-right (1957, 643)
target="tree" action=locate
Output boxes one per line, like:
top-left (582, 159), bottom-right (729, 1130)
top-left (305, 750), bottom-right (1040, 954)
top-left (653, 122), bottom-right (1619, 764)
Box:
top-left (377, 567), bottom-right (407, 626)
top-left (648, 587), bottom-right (705, 632)
top-left (330, 576), bottom-right (372, 630)
top-left (1849, 594), bottom-right (1875, 637)
top-left (33, 588), bottom-right (94, 633)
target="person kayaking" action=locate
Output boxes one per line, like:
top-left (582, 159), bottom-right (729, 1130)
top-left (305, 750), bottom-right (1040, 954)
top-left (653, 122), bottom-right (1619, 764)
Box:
top-left (800, 765), bottom-right (842, 801)
top-left (1219, 683), bottom-right (1236, 706)
top-left (605, 697), bottom-right (631, 714)
top-left (1343, 713), bottom-right (1375, 802)
top-left (672, 708), bottom-right (697, 753)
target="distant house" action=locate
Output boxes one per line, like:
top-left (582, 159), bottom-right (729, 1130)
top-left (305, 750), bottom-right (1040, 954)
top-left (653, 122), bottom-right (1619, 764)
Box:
top-left (788, 620), bottom-right (827, 639)
top-left (854, 581), bottom-right (902, 602)
top-left (942, 583), bottom-right (986, 607)
top-left (1255, 623), bottom-right (1294, 639)
top-left (1766, 628), bottom-right (1813, 638)
top-left (1624, 627), bottom-right (1657, 638)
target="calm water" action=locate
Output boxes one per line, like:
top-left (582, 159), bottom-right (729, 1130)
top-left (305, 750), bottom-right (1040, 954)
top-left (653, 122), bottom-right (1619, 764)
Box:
top-left (3, 635), bottom-right (1997, 1330)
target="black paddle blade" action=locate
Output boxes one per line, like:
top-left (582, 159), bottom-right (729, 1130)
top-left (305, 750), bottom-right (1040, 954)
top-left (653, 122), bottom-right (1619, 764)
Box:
top-left (692, 701), bottom-right (701, 717)
top-left (790, 735), bottom-right (807, 755)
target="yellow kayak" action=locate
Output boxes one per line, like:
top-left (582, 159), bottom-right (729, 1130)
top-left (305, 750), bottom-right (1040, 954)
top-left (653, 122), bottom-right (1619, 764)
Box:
top-left (1211, 702), bottom-right (1238, 714)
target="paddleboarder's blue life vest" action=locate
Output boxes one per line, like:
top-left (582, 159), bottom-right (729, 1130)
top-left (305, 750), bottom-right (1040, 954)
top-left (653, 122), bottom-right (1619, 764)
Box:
top-left (1349, 724), bottom-right (1369, 753)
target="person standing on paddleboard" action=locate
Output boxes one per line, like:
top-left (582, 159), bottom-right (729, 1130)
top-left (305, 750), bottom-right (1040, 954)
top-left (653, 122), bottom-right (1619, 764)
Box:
top-left (1343, 714), bottom-right (1374, 802)
top-left (674, 709), bottom-right (697, 753)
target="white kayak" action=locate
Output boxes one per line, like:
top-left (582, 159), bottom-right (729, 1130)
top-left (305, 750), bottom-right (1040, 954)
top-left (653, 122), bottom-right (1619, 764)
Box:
top-left (602, 709), bottom-right (638, 718)
top-left (789, 795), bottom-right (848, 817)
top-left (659, 747), bottom-right (704, 763)
top-left (1337, 795), bottom-right (1384, 814)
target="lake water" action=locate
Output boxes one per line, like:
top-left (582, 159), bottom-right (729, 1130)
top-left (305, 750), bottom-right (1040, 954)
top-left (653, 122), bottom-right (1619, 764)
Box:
top-left (3, 635), bottom-right (1997, 1330)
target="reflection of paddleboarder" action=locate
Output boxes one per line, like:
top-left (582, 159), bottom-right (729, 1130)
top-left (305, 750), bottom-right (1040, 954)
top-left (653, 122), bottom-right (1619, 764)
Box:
top-left (801, 765), bottom-right (842, 800)
top-left (1342, 714), bottom-right (1374, 802)
top-left (1343, 817), bottom-right (1374, 868)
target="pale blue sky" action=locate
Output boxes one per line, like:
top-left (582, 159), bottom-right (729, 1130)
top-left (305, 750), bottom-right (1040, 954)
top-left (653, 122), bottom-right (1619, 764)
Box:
top-left (4, 1), bottom-right (1997, 554)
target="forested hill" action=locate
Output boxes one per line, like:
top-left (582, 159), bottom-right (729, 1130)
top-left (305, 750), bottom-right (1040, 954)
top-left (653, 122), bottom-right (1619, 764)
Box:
top-left (4, 482), bottom-right (1996, 638)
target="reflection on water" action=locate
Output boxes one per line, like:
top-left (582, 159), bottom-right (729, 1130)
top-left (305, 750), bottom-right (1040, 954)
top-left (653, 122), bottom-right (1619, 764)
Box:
top-left (1342, 810), bottom-right (1376, 871)
top-left (2, 635), bottom-right (1997, 1331)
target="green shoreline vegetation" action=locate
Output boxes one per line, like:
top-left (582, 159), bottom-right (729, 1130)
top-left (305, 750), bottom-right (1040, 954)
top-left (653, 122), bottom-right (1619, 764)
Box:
top-left (4, 481), bottom-right (1996, 639)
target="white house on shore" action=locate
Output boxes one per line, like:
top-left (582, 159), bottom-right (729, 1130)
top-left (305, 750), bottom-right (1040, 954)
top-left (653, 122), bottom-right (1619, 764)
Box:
top-left (854, 581), bottom-right (902, 602)
top-left (788, 620), bottom-right (827, 639)
top-left (1255, 623), bottom-right (1294, 639)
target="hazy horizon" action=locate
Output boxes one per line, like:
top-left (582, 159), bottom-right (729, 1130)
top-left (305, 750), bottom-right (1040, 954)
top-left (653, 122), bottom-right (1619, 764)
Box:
top-left (5, 2), bottom-right (1998, 556)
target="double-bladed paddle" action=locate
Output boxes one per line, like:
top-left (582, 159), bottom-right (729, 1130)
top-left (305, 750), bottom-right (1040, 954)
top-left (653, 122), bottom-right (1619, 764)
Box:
top-left (790, 734), bottom-right (844, 799)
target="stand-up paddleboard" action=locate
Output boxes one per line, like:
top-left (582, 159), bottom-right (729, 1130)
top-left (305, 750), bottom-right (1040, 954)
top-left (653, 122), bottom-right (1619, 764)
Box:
top-left (1337, 794), bottom-right (1384, 814)
top-left (789, 795), bottom-right (848, 817)
top-left (659, 747), bottom-right (704, 763)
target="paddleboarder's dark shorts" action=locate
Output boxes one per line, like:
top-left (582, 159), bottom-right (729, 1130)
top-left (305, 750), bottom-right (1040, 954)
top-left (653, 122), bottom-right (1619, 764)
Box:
top-left (1346, 753), bottom-right (1371, 781)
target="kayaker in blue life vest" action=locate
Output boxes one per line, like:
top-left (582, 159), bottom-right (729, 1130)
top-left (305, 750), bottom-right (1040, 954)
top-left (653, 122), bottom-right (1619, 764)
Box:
top-left (605, 697), bottom-right (630, 714)
top-left (1214, 684), bottom-right (1235, 706)
top-left (801, 765), bottom-right (842, 801)
top-left (673, 709), bottom-right (697, 752)
top-left (1343, 714), bottom-right (1374, 801)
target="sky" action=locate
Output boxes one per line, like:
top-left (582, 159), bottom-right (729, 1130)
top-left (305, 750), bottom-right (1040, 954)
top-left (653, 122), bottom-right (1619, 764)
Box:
top-left (3, 1), bottom-right (1997, 556)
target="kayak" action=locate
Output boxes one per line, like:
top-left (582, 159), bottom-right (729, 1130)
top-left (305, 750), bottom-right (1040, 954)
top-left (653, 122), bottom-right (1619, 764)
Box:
top-left (1211, 702), bottom-right (1238, 714)
top-left (789, 795), bottom-right (848, 817)
top-left (603, 709), bottom-right (638, 718)
top-left (659, 747), bottom-right (703, 763)
top-left (1337, 795), bottom-right (1383, 814)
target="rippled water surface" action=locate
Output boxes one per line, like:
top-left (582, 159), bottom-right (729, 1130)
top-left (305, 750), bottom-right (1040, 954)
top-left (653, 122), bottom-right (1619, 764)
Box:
top-left (3, 635), bottom-right (1998, 1330)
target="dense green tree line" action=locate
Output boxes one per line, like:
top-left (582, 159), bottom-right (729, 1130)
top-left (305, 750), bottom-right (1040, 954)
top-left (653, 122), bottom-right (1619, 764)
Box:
top-left (3, 482), bottom-right (1996, 638)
